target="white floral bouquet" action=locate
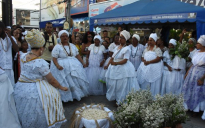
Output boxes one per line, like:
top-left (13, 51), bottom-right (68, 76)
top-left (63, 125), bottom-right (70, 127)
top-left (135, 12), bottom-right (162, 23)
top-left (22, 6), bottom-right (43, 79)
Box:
top-left (113, 90), bottom-right (189, 128)
top-left (155, 94), bottom-right (189, 127)
top-left (141, 102), bottom-right (164, 128)
top-left (114, 90), bottom-right (153, 128)
top-left (169, 41), bottom-right (190, 60)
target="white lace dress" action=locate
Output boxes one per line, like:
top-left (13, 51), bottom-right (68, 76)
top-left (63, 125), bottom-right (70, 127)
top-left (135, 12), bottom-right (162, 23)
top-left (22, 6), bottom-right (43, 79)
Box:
top-left (105, 46), bottom-right (140, 104)
top-left (50, 43), bottom-right (89, 102)
top-left (14, 55), bottom-right (66, 128)
top-left (129, 44), bottom-right (145, 75)
top-left (161, 51), bottom-right (186, 95)
top-left (86, 44), bottom-right (107, 95)
top-left (0, 69), bottom-right (21, 128)
top-left (136, 46), bottom-right (163, 96)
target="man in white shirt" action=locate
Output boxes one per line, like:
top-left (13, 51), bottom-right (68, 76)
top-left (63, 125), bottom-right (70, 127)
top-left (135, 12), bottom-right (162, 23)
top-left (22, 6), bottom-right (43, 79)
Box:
top-left (0, 21), bottom-right (19, 86)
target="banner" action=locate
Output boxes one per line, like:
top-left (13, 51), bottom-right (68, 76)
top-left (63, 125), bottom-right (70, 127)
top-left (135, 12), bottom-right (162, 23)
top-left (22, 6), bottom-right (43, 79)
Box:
top-left (40, 0), bottom-right (66, 22)
top-left (71, 0), bottom-right (96, 15)
top-left (178, 0), bottom-right (205, 7)
top-left (95, 13), bottom-right (196, 24)
top-left (89, 0), bottom-right (139, 17)
top-left (16, 9), bottom-right (39, 26)
top-left (40, 0), bottom-right (96, 22)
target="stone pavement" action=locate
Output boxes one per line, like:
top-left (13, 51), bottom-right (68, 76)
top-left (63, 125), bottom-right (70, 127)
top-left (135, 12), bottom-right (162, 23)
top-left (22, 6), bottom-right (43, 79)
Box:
top-left (61, 95), bottom-right (205, 128)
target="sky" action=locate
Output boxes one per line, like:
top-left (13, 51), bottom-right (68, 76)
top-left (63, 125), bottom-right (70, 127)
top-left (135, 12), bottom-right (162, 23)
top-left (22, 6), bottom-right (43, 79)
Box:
top-left (12, 0), bottom-right (40, 10)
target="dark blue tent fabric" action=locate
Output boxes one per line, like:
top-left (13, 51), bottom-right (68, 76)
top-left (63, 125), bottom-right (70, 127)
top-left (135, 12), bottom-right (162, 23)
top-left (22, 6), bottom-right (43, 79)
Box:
top-left (90, 0), bottom-right (205, 38)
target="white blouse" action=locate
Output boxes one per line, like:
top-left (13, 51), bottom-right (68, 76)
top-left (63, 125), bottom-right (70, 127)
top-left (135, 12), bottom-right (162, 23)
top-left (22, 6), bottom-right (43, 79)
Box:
top-left (52, 43), bottom-right (79, 58)
top-left (112, 46), bottom-right (131, 60)
top-left (188, 48), bottom-right (197, 59)
top-left (142, 45), bottom-right (162, 58)
top-left (108, 42), bottom-right (119, 52)
top-left (192, 51), bottom-right (205, 66)
top-left (88, 44), bottom-right (106, 54)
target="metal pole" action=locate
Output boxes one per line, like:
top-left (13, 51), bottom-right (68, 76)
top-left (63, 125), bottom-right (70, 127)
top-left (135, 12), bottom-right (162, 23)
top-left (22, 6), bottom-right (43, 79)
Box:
top-left (66, 0), bottom-right (71, 24)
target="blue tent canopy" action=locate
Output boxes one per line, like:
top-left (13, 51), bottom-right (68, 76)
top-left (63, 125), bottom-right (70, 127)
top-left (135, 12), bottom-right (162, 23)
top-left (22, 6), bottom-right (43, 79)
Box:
top-left (90, 0), bottom-right (205, 38)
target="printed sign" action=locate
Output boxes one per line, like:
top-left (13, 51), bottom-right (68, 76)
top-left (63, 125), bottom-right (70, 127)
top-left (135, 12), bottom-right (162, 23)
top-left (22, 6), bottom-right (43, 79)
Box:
top-left (89, 0), bottom-right (139, 17)
top-left (95, 13), bottom-right (196, 24)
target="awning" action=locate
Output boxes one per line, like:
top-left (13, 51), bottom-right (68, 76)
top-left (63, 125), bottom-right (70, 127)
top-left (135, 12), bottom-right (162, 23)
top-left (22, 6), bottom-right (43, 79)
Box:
top-left (90, 0), bottom-right (205, 38)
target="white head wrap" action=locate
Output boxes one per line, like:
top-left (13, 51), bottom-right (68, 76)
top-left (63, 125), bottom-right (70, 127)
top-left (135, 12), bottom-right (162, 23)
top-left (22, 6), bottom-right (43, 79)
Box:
top-left (169, 39), bottom-right (177, 46)
top-left (58, 30), bottom-right (69, 38)
top-left (120, 30), bottom-right (130, 41)
top-left (198, 35), bottom-right (205, 46)
top-left (7, 26), bottom-right (11, 29)
top-left (188, 38), bottom-right (196, 44)
top-left (25, 29), bottom-right (45, 48)
top-left (149, 33), bottom-right (157, 42)
top-left (94, 35), bottom-right (102, 43)
top-left (132, 34), bottom-right (140, 42)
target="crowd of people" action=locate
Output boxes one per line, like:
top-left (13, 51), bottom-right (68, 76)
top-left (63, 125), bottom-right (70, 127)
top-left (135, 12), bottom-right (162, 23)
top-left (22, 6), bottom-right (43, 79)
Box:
top-left (0, 21), bottom-right (205, 127)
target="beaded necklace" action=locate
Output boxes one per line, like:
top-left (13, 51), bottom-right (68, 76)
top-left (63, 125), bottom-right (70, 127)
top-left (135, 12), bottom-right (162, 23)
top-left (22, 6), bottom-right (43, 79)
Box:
top-left (131, 45), bottom-right (139, 58)
top-left (62, 43), bottom-right (72, 56)
top-left (93, 45), bottom-right (100, 54)
top-left (113, 44), bottom-right (126, 59)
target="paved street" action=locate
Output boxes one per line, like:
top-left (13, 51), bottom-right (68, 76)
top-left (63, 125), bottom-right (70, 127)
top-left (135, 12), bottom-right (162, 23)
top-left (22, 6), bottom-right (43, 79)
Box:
top-left (61, 95), bottom-right (205, 128)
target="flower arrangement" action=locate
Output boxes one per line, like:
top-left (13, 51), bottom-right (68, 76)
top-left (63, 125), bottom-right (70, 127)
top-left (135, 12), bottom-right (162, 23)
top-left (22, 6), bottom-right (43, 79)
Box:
top-left (169, 41), bottom-right (190, 60)
top-left (113, 90), bottom-right (153, 128)
top-left (155, 94), bottom-right (189, 128)
top-left (113, 90), bottom-right (189, 128)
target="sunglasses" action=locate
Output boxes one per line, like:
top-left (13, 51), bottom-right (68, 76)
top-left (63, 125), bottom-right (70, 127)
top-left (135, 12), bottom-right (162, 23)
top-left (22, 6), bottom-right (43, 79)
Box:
top-left (87, 36), bottom-right (93, 38)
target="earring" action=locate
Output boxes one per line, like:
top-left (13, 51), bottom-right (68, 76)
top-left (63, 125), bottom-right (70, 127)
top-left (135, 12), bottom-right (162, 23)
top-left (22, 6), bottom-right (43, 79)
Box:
top-left (41, 51), bottom-right (43, 54)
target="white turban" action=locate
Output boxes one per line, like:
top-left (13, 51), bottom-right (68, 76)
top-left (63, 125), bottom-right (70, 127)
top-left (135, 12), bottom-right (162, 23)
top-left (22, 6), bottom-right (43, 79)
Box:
top-left (169, 39), bottom-right (177, 46)
top-left (149, 33), bottom-right (157, 42)
top-left (25, 29), bottom-right (45, 48)
top-left (120, 30), bottom-right (130, 41)
top-left (58, 30), bottom-right (69, 38)
top-left (132, 34), bottom-right (140, 42)
top-left (188, 38), bottom-right (196, 44)
top-left (94, 35), bottom-right (102, 43)
top-left (198, 35), bottom-right (205, 46)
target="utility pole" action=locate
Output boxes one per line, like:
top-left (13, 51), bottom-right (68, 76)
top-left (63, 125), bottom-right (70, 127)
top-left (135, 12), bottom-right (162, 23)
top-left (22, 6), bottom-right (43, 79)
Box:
top-left (66, 0), bottom-right (71, 22)
top-left (64, 0), bottom-right (71, 30)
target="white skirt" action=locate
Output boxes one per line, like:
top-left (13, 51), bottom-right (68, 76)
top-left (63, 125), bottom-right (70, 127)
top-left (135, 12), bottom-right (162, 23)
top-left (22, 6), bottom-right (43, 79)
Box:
top-left (140, 78), bottom-right (162, 97)
top-left (105, 61), bottom-right (140, 104)
top-left (50, 57), bottom-right (89, 102)
top-left (161, 69), bottom-right (184, 95)
top-left (0, 73), bottom-right (21, 128)
top-left (4, 69), bottom-right (15, 86)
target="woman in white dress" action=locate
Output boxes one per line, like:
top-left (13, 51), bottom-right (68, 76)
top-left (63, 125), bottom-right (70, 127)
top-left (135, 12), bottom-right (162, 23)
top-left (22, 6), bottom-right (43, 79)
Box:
top-left (86, 35), bottom-right (107, 95)
top-left (50, 30), bottom-right (89, 102)
top-left (182, 35), bottom-right (205, 120)
top-left (129, 34), bottom-right (145, 74)
top-left (0, 69), bottom-right (21, 128)
top-left (187, 38), bottom-right (198, 68)
top-left (105, 30), bottom-right (140, 104)
top-left (161, 39), bottom-right (186, 95)
top-left (136, 33), bottom-right (163, 96)
top-left (14, 29), bottom-right (68, 128)
top-left (99, 35), bottom-right (120, 83)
